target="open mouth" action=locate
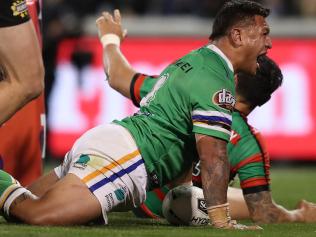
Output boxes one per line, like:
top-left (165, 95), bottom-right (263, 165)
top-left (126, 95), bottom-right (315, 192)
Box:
top-left (257, 52), bottom-right (267, 61)
top-left (256, 52), bottom-right (267, 69)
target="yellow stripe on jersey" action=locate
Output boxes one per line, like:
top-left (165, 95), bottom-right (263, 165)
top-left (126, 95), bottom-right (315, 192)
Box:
top-left (82, 150), bottom-right (140, 183)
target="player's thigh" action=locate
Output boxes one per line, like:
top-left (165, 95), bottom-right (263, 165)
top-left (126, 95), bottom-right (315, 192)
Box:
top-left (0, 20), bottom-right (43, 82)
top-left (39, 173), bottom-right (101, 225)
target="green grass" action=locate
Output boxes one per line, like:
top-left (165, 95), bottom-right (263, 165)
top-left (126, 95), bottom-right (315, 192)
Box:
top-left (1, 167), bottom-right (316, 237)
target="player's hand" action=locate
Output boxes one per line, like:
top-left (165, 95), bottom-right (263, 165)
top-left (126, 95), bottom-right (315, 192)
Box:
top-left (296, 199), bottom-right (316, 223)
top-left (208, 203), bottom-right (262, 230)
top-left (213, 220), bottom-right (263, 230)
top-left (96, 9), bottom-right (127, 43)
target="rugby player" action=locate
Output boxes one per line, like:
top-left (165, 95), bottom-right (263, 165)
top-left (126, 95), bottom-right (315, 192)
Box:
top-left (131, 57), bottom-right (316, 224)
top-left (90, 13), bottom-right (316, 222)
top-left (0, 1), bottom-right (271, 229)
top-left (80, 6), bottom-right (316, 224)
top-left (0, 0), bottom-right (45, 186)
top-left (0, 0), bottom-right (44, 125)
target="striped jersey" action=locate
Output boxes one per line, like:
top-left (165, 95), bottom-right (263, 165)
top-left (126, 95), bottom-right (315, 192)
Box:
top-left (228, 111), bottom-right (270, 194)
top-left (115, 45), bottom-right (235, 187)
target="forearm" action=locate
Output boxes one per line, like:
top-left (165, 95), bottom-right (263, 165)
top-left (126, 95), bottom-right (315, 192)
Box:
top-left (96, 10), bottom-right (136, 98)
top-left (255, 203), bottom-right (303, 223)
top-left (196, 135), bottom-right (229, 206)
top-left (102, 43), bottom-right (136, 99)
top-left (245, 191), bottom-right (304, 223)
top-left (200, 155), bottom-right (229, 206)
top-left (195, 134), bottom-right (230, 227)
top-left (0, 21), bottom-right (44, 124)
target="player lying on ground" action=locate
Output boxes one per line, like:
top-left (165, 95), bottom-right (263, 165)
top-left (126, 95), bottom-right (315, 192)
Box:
top-left (0, 1), bottom-right (271, 229)
top-left (0, 0), bottom-right (44, 125)
top-left (94, 11), bottom-right (316, 223)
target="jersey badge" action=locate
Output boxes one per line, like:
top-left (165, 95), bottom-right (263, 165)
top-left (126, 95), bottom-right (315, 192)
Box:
top-left (11, 0), bottom-right (28, 18)
top-left (73, 154), bottom-right (90, 169)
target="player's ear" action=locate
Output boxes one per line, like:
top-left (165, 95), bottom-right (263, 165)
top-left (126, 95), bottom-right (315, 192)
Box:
top-left (230, 28), bottom-right (242, 47)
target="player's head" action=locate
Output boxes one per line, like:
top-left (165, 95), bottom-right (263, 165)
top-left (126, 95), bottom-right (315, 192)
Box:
top-left (236, 55), bottom-right (283, 108)
top-left (210, 0), bottom-right (272, 75)
top-left (210, 0), bottom-right (270, 40)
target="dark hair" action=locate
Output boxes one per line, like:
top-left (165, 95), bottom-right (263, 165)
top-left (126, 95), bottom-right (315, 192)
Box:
top-left (210, 0), bottom-right (270, 40)
top-left (236, 55), bottom-right (283, 107)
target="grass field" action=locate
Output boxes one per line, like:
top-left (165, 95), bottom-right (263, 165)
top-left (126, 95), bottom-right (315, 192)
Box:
top-left (1, 167), bottom-right (316, 237)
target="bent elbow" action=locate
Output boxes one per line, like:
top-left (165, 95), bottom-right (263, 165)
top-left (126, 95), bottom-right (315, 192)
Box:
top-left (23, 64), bottom-right (45, 100)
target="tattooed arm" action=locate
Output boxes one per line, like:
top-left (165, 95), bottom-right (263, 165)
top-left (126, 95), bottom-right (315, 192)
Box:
top-left (192, 134), bottom-right (261, 230)
top-left (195, 134), bottom-right (232, 228)
top-left (196, 134), bottom-right (229, 207)
top-left (244, 191), bottom-right (304, 223)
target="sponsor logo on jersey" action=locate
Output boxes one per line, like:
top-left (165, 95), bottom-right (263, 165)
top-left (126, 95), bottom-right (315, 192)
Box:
top-left (197, 198), bottom-right (208, 215)
top-left (11, 0), bottom-right (28, 18)
top-left (190, 216), bottom-right (209, 225)
top-left (73, 154), bottom-right (90, 169)
top-left (105, 193), bottom-right (114, 209)
top-left (212, 89), bottom-right (236, 112)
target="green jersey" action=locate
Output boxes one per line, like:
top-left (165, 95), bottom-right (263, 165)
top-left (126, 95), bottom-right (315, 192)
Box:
top-left (130, 72), bottom-right (270, 218)
top-left (115, 45), bottom-right (235, 188)
top-left (130, 73), bottom-right (270, 193)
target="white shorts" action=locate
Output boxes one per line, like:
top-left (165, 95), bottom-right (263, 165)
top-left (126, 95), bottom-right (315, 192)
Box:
top-left (54, 123), bottom-right (148, 224)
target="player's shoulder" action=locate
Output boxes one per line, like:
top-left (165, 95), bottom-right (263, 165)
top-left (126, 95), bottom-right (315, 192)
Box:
top-left (181, 46), bottom-right (223, 67)
top-left (166, 45), bottom-right (231, 75)
top-left (187, 46), bottom-right (234, 80)
top-left (170, 48), bottom-right (204, 76)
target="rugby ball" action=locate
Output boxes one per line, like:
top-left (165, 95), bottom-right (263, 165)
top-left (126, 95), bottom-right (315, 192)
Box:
top-left (162, 185), bottom-right (209, 226)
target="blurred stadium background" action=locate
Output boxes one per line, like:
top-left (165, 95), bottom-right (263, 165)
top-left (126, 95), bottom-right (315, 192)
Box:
top-left (42, 0), bottom-right (316, 165)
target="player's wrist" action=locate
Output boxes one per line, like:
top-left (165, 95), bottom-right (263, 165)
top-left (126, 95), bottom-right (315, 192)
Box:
top-left (207, 203), bottom-right (232, 228)
top-left (100, 34), bottom-right (120, 48)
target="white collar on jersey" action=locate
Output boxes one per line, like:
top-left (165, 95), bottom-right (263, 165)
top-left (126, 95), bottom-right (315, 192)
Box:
top-left (207, 44), bottom-right (234, 73)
